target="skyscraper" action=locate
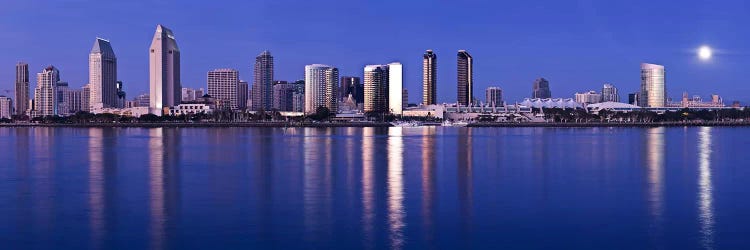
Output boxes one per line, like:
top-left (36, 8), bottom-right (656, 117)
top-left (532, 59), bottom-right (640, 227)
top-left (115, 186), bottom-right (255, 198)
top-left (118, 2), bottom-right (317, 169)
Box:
top-left (253, 50), bottom-right (274, 111)
top-left (14, 62), bottom-right (29, 116)
top-left (273, 82), bottom-right (296, 111)
top-left (34, 66), bottom-right (60, 116)
top-left (340, 76), bottom-right (363, 103)
top-left (422, 50), bottom-right (437, 105)
top-left (82, 84), bottom-right (91, 112)
top-left (207, 69), bottom-right (240, 111)
top-left (601, 83), bottom-right (620, 102)
top-left (532, 78), bottom-right (552, 99)
top-left (149, 25), bottom-right (181, 115)
top-left (457, 50), bottom-right (473, 106)
top-left (0, 96), bottom-right (12, 119)
top-left (116, 81), bottom-right (126, 108)
top-left (89, 38), bottom-right (118, 111)
top-left (238, 80), bottom-right (248, 110)
top-left (68, 89), bottom-right (84, 114)
top-left (639, 63), bottom-right (666, 108)
top-left (304, 64), bottom-right (338, 114)
top-left (485, 87), bottom-right (503, 106)
top-left (388, 62), bottom-right (403, 115)
top-left (56, 82), bottom-right (70, 116)
top-left (364, 65), bottom-right (389, 113)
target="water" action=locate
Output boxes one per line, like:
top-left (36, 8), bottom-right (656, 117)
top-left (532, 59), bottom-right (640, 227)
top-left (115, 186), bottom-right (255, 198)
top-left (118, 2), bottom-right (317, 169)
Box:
top-left (1, 126), bottom-right (750, 249)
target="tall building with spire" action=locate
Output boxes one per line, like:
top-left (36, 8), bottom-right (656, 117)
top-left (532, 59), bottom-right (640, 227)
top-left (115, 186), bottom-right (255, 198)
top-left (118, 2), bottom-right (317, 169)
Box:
top-left (304, 64), bottom-right (338, 114)
top-left (149, 25), bottom-right (181, 115)
top-left (532, 78), bottom-right (552, 99)
top-left (639, 63), bottom-right (666, 107)
top-left (15, 62), bottom-right (29, 116)
top-left (34, 66), bottom-right (60, 116)
top-left (422, 50), bottom-right (437, 105)
top-left (253, 50), bottom-right (274, 111)
top-left (89, 38), bottom-right (118, 111)
top-left (457, 50), bottom-right (473, 106)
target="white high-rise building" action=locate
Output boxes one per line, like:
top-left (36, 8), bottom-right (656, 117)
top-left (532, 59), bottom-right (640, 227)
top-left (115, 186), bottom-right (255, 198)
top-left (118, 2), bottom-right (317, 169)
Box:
top-left (149, 25), bottom-right (181, 115)
top-left (34, 66), bottom-right (60, 116)
top-left (207, 69), bottom-right (240, 110)
top-left (388, 62), bottom-right (403, 115)
top-left (304, 64), bottom-right (338, 114)
top-left (601, 83), bottom-right (620, 102)
top-left (89, 38), bottom-right (118, 111)
top-left (639, 63), bottom-right (666, 107)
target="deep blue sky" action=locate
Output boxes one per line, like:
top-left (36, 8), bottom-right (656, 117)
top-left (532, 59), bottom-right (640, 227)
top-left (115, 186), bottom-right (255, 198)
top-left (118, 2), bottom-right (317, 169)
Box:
top-left (1, 0), bottom-right (749, 103)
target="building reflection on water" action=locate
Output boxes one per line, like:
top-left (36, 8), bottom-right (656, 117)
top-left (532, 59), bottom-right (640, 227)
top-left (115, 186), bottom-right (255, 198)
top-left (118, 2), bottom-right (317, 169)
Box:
top-left (697, 127), bottom-right (714, 249)
top-left (87, 128), bottom-right (119, 249)
top-left (387, 127), bottom-right (405, 250)
top-left (361, 127), bottom-right (376, 248)
top-left (303, 128), bottom-right (333, 244)
top-left (457, 128), bottom-right (474, 244)
top-left (421, 126), bottom-right (437, 245)
top-left (148, 128), bottom-right (181, 250)
top-left (645, 127), bottom-right (665, 241)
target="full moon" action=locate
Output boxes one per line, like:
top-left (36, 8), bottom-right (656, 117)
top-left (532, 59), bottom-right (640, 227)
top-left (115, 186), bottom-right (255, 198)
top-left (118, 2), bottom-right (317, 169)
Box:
top-left (698, 46), bottom-right (712, 60)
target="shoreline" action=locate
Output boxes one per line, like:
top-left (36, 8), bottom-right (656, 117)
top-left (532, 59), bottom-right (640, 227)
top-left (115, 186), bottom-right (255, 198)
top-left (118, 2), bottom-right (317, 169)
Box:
top-left (1, 121), bottom-right (750, 128)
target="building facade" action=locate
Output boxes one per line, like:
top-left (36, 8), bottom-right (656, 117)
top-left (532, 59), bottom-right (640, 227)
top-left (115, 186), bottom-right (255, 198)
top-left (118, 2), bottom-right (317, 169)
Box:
top-left (253, 50), bottom-right (274, 111)
top-left (238, 80), bottom-right (248, 110)
top-left (15, 62), bottom-right (29, 116)
top-left (364, 65), bottom-right (389, 113)
top-left (0, 96), bottom-right (12, 119)
top-left (273, 82), bottom-right (296, 111)
top-left (149, 25), bottom-right (181, 115)
top-left (423, 50), bottom-right (437, 105)
top-left (457, 50), bottom-right (473, 106)
top-left (56, 82), bottom-right (70, 116)
top-left (207, 69), bottom-right (240, 111)
top-left (388, 62), bottom-right (403, 115)
top-left (304, 64), bottom-right (338, 114)
top-left (34, 66), bottom-right (60, 116)
top-left (574, 91), bottom-right (602, 105)
top-left (601, 83), bottom-right (619, 102)
top-left (639, 63), bottom-right (666, 107)
top-left (532, 78), bottom-right (552, 99)
top-left (485, 87), bottom-right (503, 106)
top-left (89, 38), bottom-right (118, 110)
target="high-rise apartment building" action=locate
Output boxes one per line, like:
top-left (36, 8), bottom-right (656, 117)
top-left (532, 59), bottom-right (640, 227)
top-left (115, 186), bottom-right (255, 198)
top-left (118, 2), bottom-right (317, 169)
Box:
top-left (238, 80), bottom-right (248, 110)
top-left (273, 82), bottom-right (296, 111)
top-left (82, 84), bottom-right (91, 112)
top-left (364, 65), bottom-right (389, 113)
top-left (14, 62), bottom-right (29, 116)
top-left (457, 50), bottom-right (473, 106)
top-left (575, 91), bottom-right (602, 105)
top-left (68, 89), bottom-right (84, 114)
top-left (292, 80), bottom-right (305, 112)
top-left (388, 62), bottom-right (403, 115)
top-left (340, 76), bottom-right (363, 104)
top-left (253, 50), bottom-right (274, 111)
top-left (304, 64), bottom-right (338, 114)
top-left (485, 87), bottom-right (503, 106)
top-left (601, 83), bottom-right (620, 102)
top-left (56, 82), bottom-right (70, 116)
top-left (207, 69), bottom-right (240, 111)
top-left (34, 66), bottom-right (60, 116)
top-left (532, 78), bottom-right (552, 99)
top-left (89, 38), bottom-right (118, 110)
top-left (0, 96), bottom-right (12, 119)
top-left (423, 50), bottom-right (437, 105)
top-left (149, 25), bottom-right (181, 115)
top-left (639, 63), bottom-right (666, 108)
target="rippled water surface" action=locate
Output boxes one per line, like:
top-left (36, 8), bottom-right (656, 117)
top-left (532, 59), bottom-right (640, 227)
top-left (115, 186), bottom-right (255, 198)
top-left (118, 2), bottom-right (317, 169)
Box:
top-left (1, 127), bottom-right (750, 249)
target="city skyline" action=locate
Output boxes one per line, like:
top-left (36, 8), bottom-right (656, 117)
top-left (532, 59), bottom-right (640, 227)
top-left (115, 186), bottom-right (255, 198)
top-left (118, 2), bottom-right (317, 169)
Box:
top-left (1, 1), bottom-right (746, 104)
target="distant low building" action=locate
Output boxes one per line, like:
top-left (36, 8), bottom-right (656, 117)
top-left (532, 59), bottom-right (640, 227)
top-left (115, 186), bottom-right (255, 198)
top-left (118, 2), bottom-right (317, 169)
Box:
top-left (574, 91), bottom-right (602, 105)
top-left (520, 98), bottom-right (582, 109)
top-left (168, 103), bottom-right (213, 116)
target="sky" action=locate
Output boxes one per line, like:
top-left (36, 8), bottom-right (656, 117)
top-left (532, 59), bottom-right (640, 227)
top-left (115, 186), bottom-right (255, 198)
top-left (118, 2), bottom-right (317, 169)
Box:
top-left (1, 0), bottom-right (749, 104)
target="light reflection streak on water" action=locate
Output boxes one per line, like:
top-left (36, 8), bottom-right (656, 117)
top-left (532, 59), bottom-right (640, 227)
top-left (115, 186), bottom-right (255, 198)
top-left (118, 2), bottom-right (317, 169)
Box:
top-left (88, 128), bottom-right (104, 248)
top-left (698, 127), bottom-right (714, 250)
top-left (387, 127), bottom-right (405, 250)
top-left (646, 127), bottom-right (665, 234)
top-left (421, 126), bottom-right (436, 243)
top-left (148, 128), bottom-right (165, 250)
top-left (361, 127), bottom-right (376, 248)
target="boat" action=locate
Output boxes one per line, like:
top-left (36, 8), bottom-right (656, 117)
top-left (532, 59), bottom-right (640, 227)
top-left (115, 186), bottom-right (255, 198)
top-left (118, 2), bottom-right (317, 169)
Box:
top-left (390, 121), bottom-right (423, 127)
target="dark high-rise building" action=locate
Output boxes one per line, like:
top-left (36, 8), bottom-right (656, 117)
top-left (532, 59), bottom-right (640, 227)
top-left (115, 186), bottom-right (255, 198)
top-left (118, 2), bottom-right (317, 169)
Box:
top-left (423, 50), bottom-right (437, 105)
top-left (238, 80), bottom-right (248, 109)
top-left (273, 82), bottom-right (296, 111)
top-left (485, 87), bottom-right (503, 106)
top-left (457, 50), bottom-right (473, 106)
top-left (628, 93), bottom-right (638, 105)
top-left (532, 78), bottom-right (552, 99)
top-left (15, 62), bottom-right (29, 116)
top-left (253, 50), bottom-right (274, 111)
top-left (363, 65), bottom-right (389, 113)
top-left (116, 81), bottom-right (126, 108)
top-left (340, 76), bottom-right (363, 104)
